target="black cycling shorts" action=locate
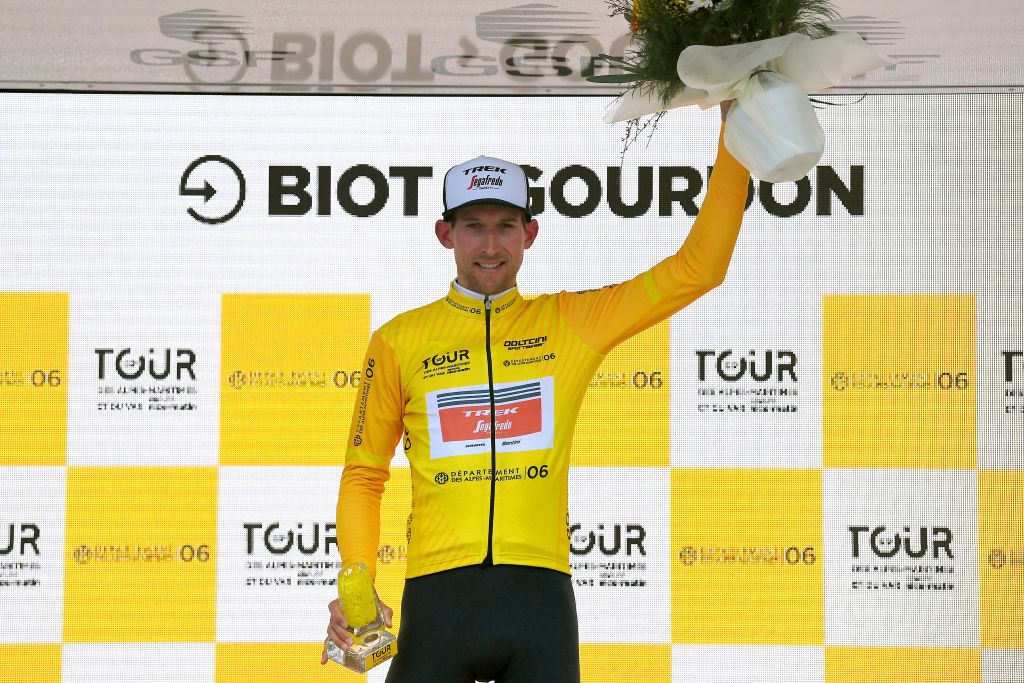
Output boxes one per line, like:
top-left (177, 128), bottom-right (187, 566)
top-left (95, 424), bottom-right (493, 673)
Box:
top-left (384, 564), bottom-right (580, 683)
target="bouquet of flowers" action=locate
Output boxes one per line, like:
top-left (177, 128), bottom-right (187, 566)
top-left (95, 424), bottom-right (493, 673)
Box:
top-left (591, 0), bottom-right (890, 181)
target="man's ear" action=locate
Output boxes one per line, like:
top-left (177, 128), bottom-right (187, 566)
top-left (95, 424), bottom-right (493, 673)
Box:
top-left (523, 218), bottom-right (539, 249)
top-left (435, 219), bottom-right (455, 249)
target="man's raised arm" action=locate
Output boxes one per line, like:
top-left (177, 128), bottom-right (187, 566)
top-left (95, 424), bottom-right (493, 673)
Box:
top-left (560, 101), bottom-right (751, 354)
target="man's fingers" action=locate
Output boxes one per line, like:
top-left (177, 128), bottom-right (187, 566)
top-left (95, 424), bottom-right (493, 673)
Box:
top-left (382, 603), bottom-right (394, 629)
top-left (328, 624), bottom-right (353, 649)
top-left (327, 599), bottom-right (349, 630)
top-left (320, 640), bottom-right (328, 665)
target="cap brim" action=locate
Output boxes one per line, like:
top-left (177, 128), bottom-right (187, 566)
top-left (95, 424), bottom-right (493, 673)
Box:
top-left (443, 198), bottom-right (531, 221)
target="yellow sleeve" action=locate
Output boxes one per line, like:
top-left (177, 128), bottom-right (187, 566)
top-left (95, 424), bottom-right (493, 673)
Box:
top-left (336, 330), bottom-right (405, 582)
top-left (560, 128), bottom-right (750, 354)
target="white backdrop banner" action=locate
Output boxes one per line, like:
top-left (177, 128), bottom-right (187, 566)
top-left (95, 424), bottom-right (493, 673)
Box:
top-left (0, 92), bottom-right (1021, 682)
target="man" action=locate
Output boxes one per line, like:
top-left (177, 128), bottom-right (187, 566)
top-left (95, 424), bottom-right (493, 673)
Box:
top-left (322, 102), bottom-right (747, 682)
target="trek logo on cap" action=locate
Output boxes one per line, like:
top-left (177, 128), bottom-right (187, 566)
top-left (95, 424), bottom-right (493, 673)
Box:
top-left (463, 165), bottom-right (507, 175)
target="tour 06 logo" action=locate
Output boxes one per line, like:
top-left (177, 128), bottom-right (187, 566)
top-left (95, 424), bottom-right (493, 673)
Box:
top-left (0, 522), bottom-right (43, 590)
top-left (94, 347), bottom-right (198, 412)
top-left (695, 348), bottom-right (799, 415)
top-left (426, 377), bottom-right (554, 457)
top-left (241, 521), bottom-right (339, 589)
top-left (847, 524), bottom-right (957, 592)
top-left (570, 522), bottom-right (648, 589)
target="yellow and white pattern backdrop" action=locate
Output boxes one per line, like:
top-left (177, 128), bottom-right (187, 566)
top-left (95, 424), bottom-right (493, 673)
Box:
top-left (0, 92), bottom-right (1021, 682)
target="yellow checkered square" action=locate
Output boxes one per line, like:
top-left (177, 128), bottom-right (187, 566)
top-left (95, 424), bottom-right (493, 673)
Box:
top-left (980, 471), bottom-right (1024, 648)
top-left (672, 468), bottom-right (823, 644)
top-left (0, 293), bottom-right (67, 465)
top-left (572, 321), bottom-right (669, 467)
top-left (0, 644), bottom-right (61, 682)
top-left (823, 295), bottom-right (975, 468)
top-left (63, 467), bottom-right (217, 642)
top-left (580, 643), bottom-right (671, 682)
top-left (220, 294), bottom-right (370, 465)
top-left (825, 646), bottom-right (980, 683)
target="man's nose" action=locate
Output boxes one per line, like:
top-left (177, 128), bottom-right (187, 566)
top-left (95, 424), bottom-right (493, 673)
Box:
top-left (481, 226), bottom-right (501, 251)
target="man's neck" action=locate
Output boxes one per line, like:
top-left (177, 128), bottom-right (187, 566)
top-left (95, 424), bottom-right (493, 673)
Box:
top-left (452, 279), bottom-right (515, 301)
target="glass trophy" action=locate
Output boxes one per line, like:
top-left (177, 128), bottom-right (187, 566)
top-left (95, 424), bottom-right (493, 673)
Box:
top-left (324, 562), bottom-right (397, 673)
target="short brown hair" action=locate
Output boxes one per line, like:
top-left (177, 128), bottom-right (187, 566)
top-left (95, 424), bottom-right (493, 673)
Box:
top-left (443, 203), bottom-right (530, 225)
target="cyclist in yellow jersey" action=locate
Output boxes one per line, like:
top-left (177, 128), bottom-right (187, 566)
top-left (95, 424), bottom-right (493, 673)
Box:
top-left (323, 102), bottom-right (748, 681)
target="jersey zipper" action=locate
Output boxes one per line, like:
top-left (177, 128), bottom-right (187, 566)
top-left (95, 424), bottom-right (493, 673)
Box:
top-left (482, 295), bottom-right (496, 565)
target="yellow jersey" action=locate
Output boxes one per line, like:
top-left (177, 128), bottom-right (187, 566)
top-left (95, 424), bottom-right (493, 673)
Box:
top-left (338, 133), bottom-right (750, 580)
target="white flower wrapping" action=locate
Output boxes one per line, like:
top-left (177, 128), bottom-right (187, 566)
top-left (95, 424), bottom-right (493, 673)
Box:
top-left (604, 32), bottom-right (891, 182)
top-left (685, 0), bottom-right (719, 12)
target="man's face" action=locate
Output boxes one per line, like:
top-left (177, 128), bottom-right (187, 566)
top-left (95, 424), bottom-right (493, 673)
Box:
top-left (435, 203), bottom-right (539, 296)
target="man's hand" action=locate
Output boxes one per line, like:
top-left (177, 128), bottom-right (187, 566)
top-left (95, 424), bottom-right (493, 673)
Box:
top-left (720, 99), bottom-right (735, 122)
top-left (320, 597), bottom-right (394, 664)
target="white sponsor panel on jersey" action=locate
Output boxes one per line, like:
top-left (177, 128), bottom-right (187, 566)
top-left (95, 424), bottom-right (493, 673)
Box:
top-left (426, 376), bottom-right (555, 458)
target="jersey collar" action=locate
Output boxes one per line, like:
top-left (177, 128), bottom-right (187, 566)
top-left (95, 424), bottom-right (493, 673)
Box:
top-left (444, 281), bottom-right (523, 320)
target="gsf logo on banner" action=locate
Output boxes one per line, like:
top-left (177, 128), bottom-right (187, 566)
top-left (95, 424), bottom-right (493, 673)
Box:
top-left (123, 6), bottom-right (946, 90)
top-left (129, 6), bottom-right (630, 88)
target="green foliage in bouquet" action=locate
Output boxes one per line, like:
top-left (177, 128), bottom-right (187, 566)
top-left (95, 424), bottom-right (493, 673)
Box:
top-left (592, 0), bottom-right (840, 105)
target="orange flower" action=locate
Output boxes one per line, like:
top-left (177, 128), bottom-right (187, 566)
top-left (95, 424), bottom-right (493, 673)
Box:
top-left (630, 0), bottom-right (645, 32)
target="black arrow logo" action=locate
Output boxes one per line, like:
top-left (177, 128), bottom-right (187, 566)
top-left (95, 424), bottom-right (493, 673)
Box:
top-left (181, 179), bottom-right (216, 202)
top-left (180, 155), bottom-right (245, 224)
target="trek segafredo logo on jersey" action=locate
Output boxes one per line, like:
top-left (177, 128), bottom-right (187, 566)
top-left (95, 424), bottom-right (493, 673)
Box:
top-left (426, 376), bottom-right (555, 458)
